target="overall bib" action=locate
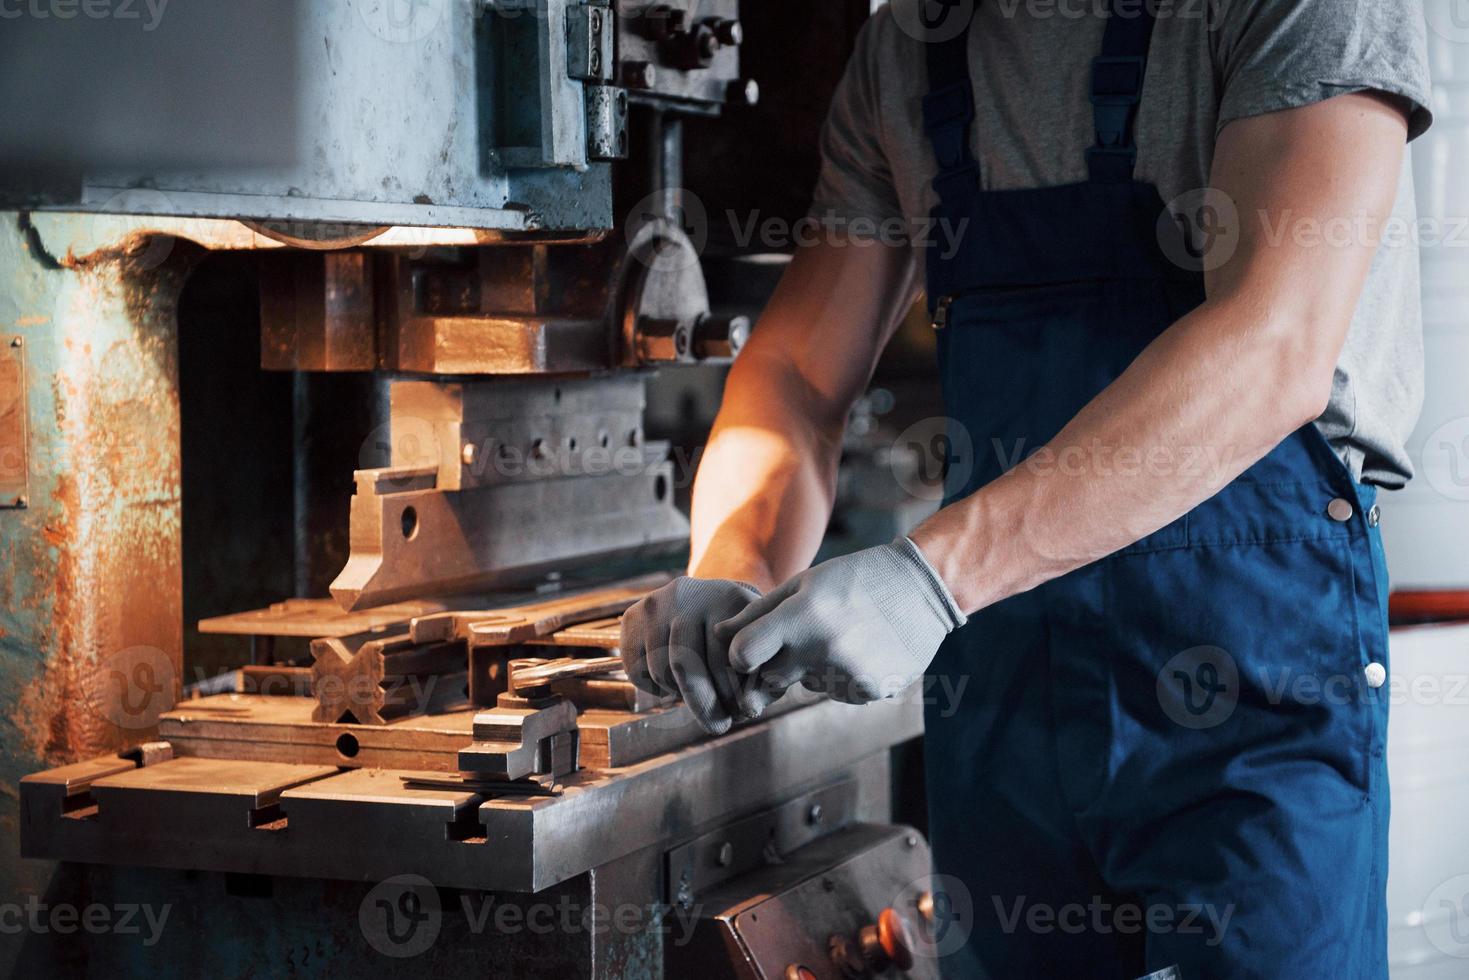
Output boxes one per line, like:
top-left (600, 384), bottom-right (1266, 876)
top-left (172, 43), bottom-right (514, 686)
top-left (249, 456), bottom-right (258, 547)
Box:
top-left (920, 5), bottom-right (1392, 978)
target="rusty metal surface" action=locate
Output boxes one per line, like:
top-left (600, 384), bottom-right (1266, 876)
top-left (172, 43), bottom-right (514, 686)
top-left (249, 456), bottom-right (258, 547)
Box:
top-left (0, 213), bottom-right (188, 802)
top-left (0, 336), bottom-right (27, 509)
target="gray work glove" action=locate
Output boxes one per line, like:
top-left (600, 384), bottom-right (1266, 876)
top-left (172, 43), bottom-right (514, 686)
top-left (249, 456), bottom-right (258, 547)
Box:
top-left (620, 577), bottom-right (762, 735)
top-left (715, 538), bottom-right (966, 718)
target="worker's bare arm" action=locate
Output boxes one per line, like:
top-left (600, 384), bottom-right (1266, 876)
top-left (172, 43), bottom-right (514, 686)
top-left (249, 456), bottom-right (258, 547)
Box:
top-left (688, 235), bottom-right (919, 589)
top-left (912, 92), bottom-right (1411, 612)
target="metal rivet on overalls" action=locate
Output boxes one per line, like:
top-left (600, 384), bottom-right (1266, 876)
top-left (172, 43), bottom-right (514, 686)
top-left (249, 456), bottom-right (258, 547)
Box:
top-left (1364, 663), bottom-right (1387, 689)
top-left (1327, 498), bottom-right (1354, 523)
top-left (1367, 505), bottom-right (1381, 528)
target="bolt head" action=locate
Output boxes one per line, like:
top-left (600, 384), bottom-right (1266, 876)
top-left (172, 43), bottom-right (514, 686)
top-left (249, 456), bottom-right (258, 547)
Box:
top-left (9, 337), bottom-right (20, 348)
top-left (716, 841), bottom-right (734, 867)
top-left (461, 443), bottom-right (477, 466)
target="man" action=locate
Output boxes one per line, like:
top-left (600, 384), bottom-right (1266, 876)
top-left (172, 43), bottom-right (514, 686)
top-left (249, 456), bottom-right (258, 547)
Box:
top-left (621, 0), bottom-right (1432, 975)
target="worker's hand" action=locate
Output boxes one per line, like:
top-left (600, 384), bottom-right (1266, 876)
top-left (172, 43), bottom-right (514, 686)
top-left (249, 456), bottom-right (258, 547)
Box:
top-left (620, 577), bottom-right (762, 735)
top-left (715, 538), bottom-right (966, 718)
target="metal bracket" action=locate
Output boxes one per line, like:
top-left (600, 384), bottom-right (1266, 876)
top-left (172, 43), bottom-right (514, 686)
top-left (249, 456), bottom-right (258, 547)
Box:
top-left (665, 779), bottom-right (860, 908)
top-left (0, 336), bottom-right (28, 509)
top-left (585, 84), bottom-right (630, 160)
top-left (566, 1), bottom-right (615, 82)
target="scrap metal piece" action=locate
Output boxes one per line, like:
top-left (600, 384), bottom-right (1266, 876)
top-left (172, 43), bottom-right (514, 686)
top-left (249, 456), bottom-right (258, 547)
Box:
top-left (0, 335), bottom-right (29, 509)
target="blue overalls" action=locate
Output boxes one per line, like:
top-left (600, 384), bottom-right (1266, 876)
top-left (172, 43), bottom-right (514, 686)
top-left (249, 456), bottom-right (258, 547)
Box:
top-left (920, 4), bottom-right (1393, 977)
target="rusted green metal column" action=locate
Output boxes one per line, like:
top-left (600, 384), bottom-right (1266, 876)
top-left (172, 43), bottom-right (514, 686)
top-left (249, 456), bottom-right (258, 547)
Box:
top-left (0, 212), bottom-right (189, 941)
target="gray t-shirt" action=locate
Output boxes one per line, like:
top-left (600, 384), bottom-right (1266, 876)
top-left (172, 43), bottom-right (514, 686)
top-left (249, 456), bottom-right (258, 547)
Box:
top-left (812, 0), bottom-right (1434, 487)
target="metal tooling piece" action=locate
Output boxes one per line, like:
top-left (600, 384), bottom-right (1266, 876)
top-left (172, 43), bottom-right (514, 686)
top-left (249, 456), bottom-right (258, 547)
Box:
top-left (459, 699), bottom-right (581, 782)
top-left (22, 697), bottom-right (914, 895)
top-left (330, 377), bottom-right (687, 611)
top-left (410, 581), bottom-right (659, 648)
top-left (198, 597), bottom-right (455, 639)
top-left (310, 631), bottom-right (469, 725)
top-left (528, 615), bottom-right (624, 649)
top-left (155, 693), bottom-right (703, 772)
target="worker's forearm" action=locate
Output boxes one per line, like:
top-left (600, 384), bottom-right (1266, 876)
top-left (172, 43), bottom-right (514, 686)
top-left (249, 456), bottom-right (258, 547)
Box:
top-left (911, 294), bottom-right (1335, 614)
top-left (688, 351), bottom-right (846, 590)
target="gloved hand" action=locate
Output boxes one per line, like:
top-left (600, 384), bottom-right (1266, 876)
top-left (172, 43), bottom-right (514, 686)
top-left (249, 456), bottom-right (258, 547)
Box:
top-left (619, 577), bottom-right (762, 734)
top-left (715, 538), bottom-right (966, 718)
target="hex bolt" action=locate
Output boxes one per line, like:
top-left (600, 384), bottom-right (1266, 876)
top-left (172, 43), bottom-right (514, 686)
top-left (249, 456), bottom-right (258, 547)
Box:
top-left (9, 337), bottom-right (20, 348)
top-left (716, 842), bottom-right (734, 868)
top-left (807, 803), bottom-right (824, 826)
top-left (727, 78), bottom-right (761, 108)
top-left (623, 60), bottom-right (658, 90)
top-left (710, 17), bottom-right (743, 46)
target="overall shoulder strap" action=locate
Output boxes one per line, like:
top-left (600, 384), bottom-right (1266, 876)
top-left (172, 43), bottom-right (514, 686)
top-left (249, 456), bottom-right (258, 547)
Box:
top-left (922, 6), bottom-right (980, 213)
top-left (1087, 0), bottom-right (1159, 183)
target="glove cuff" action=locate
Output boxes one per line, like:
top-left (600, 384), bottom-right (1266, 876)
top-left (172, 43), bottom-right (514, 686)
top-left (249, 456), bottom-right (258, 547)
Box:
top-left (891, 536), bottom-right (968, 631)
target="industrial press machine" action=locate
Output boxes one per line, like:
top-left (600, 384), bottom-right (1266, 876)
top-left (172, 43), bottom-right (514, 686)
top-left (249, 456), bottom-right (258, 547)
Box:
top-left (0, 3), bottom-right (940, 977)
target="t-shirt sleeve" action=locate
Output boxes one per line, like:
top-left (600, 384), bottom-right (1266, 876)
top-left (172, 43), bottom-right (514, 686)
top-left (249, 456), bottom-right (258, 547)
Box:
top-left (1213, 0), bottom-right (1434, 141)
top-left (809, 11), bottom-right (906, 224)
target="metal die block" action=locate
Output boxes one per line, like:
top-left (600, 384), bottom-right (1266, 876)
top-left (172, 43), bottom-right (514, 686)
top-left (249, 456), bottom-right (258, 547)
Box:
top-left (330, 462), bottom-right (688, 611)
top-left (389, 375), bottom-right (648, 493)
top-left (88, 757), bottom-right (339, 841)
